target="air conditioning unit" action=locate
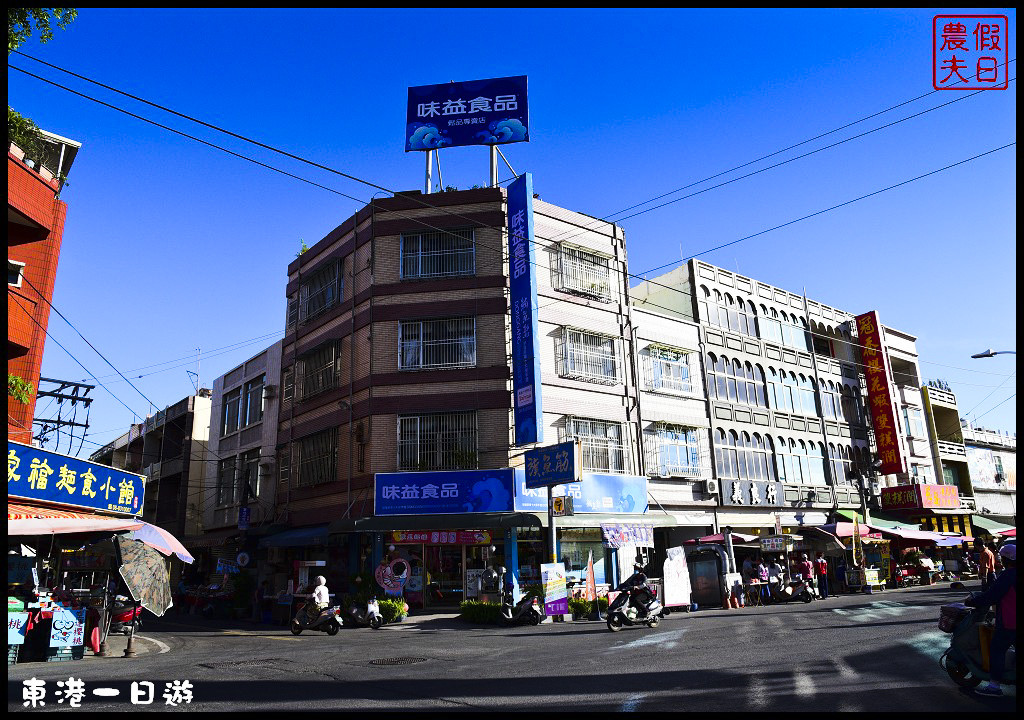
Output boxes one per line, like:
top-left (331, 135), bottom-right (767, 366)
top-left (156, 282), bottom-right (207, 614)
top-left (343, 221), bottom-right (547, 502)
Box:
top-left (263, 384), bottom-right (277, 399)
top-left (704, 479), bottom-right (720, 495)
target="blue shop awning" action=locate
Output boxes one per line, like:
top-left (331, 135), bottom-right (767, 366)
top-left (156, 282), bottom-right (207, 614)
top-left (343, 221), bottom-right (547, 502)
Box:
top-left (257, 524), bottom-right (329, 548)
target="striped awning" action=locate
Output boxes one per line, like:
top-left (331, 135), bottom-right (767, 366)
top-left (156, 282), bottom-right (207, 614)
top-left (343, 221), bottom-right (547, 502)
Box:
top-left (8, 502), bottom-right (111, 520)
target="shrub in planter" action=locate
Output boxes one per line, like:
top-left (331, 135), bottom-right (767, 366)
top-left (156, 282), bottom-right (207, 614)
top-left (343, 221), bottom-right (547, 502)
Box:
top-left (568, 597), bottom-right (608, 618)
top-left (378, 598), bottom-right (408, 624)
top-left (458, 600), bottom-right (503, 625)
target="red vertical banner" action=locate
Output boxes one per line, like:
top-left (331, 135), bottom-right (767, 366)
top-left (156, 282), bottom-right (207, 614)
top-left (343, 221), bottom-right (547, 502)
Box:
top-left (585, 550), bottom-right (597, 602)
top-left (855, 311), bottom-right (905, 476)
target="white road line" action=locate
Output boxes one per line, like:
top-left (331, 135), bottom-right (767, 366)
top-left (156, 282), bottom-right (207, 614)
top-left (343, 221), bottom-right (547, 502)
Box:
top-left (832, 656), bottom-right (858, 680)
top-left (748, 675), bottom-right (768, 708)
top-left (621, 692), bottom-right (649, 711)
top-left (616, 628), bottom-right (688, 651)
top-left (793, 669), bottom-right (816, 698)
top-left (135, 635), bottom-right (171, 654)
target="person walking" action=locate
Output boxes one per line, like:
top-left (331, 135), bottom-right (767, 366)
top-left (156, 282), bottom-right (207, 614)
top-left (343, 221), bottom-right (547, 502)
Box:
top-left (979, 541), bottom-right (997, 590)
top-left (967, 543), bottom-right (1016, 697)
top-left (814, 552), bottom-right (829, 599)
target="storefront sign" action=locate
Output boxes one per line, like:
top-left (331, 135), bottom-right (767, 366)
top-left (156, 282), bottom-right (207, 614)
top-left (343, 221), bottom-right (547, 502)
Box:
top-left (390, 530), bottom-right (491, 545)
top-left (406, 75), bottom-right (529, 151)
top-left (855, 312), bottom-right (905, 476)
top-left (8, 612), bottom-right (29, 645)
top-left (721, 479), bottom-right (784, 507)
top-left (8, 440), bottom-right (145, 516)
top-left (540, 562), bottom-right (569, 616)
top-left (508, 172), bottom-right (543, 446)
top-left (881, 483), bottom-right (960, 510)
top-left (524, 440), bottom-right (580, 489)
top-left (662, 546), bottom-right (692, 608)
top-left (49, 605), bottom-right (84, 648)
top-left (760, 535), bottom-right (793, 553)
top-left (375, 469), bottom-right (515, 515)
top-left (600, 523), bottom-right (654, 549)
top-left (215, 559), bottom-right (239, 575)
top-left (375, 558), bottom-right (408, 597)
top-left (515, 472), bottom-right (648, 514)
top-left (238, 506), bottom-right (250, 530)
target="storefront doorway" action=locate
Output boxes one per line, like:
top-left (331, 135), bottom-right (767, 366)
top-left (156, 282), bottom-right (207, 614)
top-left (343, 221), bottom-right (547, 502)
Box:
top-left (424, 545), bottom-right (463, 606)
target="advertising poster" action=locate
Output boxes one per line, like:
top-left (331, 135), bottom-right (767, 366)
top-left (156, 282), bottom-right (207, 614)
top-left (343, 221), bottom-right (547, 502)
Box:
top-left (49, 605), bottom-right (82, 648)
top-left (585, 551), bottom-right (597, 602)
top-left (8, 612), bottom-right (29, 645)
top-left (663, 546), bottom-right (692, 608)
top-left (540, 562), bottom-right (569, 616)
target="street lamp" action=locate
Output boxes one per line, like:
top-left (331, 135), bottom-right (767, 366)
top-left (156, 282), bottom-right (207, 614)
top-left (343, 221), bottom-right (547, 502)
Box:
top-left (971, 349), bottom-right (1016, 358)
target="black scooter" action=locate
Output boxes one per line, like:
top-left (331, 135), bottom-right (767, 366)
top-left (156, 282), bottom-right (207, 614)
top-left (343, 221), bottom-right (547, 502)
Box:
top-left (606, 565), bottom-right (663, 632)
top-left (768, 576), bottom-right (816, 604)
top-left (496, 567), bottom-right (544, 625)
top-left (290, 602), bottom-right (343, 635)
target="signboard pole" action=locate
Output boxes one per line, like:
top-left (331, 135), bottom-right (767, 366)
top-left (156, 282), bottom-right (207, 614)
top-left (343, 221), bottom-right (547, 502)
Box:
top-left (489, 145), bottom-right (498, 187)
top-left (548, 485), bottom-right (556, 563)
top-left (425, 149), bottom-right (433, 194)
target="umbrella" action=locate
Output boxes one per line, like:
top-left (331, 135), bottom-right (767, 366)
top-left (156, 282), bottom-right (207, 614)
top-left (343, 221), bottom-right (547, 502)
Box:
top-left (116, 535), bottom-right (173, 617)
top-left (817, 522), bottom-right (879, 538)
top-left (999, 528), bottom-right (1016, 537)
top-left (800, 526), bottom-right (846, 554)
top-left (131, 522), bottom-right (195, 564)
top-left (685, 532), bottom-right (759, 545)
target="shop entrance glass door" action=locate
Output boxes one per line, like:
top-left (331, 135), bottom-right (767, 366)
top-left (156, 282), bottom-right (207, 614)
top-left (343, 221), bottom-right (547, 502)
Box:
top-left (424, 545), bottom-right (463, 606)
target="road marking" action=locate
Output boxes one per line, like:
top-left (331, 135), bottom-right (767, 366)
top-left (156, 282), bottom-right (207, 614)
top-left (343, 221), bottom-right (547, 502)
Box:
top-left (616, 628), bottom-right (688, 651)
top-left (747, 675), bottom-right (768, 708)
top-left (135, 635), bottom-right (171, 654)
top-left (793, 669), bottom-right (816, 698)
top-left (904, 630), bottom-right (949, 659)
top-left (832, 656), bottom-right (858, 680)
top-left (621, 692), bottom-right (648, 711)
top-left (832, 600), bottom-right (926, 623)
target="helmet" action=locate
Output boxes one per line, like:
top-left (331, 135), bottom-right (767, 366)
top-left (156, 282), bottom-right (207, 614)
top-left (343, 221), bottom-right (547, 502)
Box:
top-left (998, 543), bottom-right (1015, 562)
top-left (315, 575), bottom-right (326, 586)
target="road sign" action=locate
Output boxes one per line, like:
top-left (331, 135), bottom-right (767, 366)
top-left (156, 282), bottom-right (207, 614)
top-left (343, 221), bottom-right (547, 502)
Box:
top-left (552, 496), bottom-right (574, 517)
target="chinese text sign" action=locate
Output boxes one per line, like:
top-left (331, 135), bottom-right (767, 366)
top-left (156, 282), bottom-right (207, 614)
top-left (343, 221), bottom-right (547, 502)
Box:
top-left (406, 75), bottom-right (529, 151)
top-left (508, 173), bottom-right (543, 446)
top-left (855, 312), bottom-right (905, 476)
top-left (933, 15), bottom-right (1009, 90)
top-left (524, 441), bottom-right (580, 489)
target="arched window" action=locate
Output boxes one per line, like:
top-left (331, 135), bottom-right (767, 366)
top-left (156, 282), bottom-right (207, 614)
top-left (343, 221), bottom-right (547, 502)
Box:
top-left (714, 428), bottom-right (729, 479)
top-left (726, 430), bottom-right (739, 479)
top-left (782, 372), bottom-right (798, 413)
top-left (736, 431), bottom-right (750, 480)
top-left (706, 353), bottom-right (719, 400)
top-left (753, 365), bottom-right (767, 407)
top-left (733, 359), bottom-right (746, 404)
top-left (715, 354), bottom-right (728, 399)
top-left (763, 435), bottom-right (777, 482)
top-left (797, 440), bottom-right (812, 484)
top-left (808, 442), bottom-right (825, 484)
top-left (841, 384), bottom-right (860, 424)
top-left (698, 286), bottom-right (712, 325)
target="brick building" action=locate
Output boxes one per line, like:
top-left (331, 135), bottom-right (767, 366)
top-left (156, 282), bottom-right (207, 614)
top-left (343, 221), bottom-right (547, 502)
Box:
top-left (7, 132), bottom-right (80, 444)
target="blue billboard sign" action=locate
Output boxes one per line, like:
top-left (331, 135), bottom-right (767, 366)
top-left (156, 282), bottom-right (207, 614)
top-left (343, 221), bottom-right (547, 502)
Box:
top-left (509, 172), bottom-right (543, 446)
top-left (8, 440), bottom-right (145, 517)
top-left (406, 75), bottom-right (529, 152)
top-left (375, 469), bottom-right (516, 516)
top-left (514, 471), bottom-right (649, 515)
top-left (524, 441), bottom-right (580, 489)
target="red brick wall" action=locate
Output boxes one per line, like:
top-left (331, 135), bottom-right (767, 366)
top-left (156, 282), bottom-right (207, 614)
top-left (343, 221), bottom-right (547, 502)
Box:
top-left (8, 153), bottom-right (67, 444)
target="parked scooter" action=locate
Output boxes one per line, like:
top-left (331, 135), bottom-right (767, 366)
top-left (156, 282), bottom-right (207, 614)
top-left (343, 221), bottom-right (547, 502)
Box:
top-left (768, 576), bottom-right (816, 604)
top-left (939, 593), bottom-right (1017, 689)
top-left (894, 567), bottom-right (922, 589)
top-left (290, 602), bottom-right (343, 635)
top-left (342, 597), bottom-right (384, 630)
top-left (108, 595), bottom-right (143, 635)
top-left (606, 564), bottom-right (663, 632)
top-left (496, 567), bottom-right (544, 626)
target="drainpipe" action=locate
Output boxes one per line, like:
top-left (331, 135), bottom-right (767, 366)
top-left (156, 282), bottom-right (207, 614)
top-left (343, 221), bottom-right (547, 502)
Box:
top-left (618, 226), bottom-right (645, 478)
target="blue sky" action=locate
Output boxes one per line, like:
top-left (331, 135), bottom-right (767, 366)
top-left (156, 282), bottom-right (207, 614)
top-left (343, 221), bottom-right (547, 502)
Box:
top-left (7, 8), bottom-right (1016, 457)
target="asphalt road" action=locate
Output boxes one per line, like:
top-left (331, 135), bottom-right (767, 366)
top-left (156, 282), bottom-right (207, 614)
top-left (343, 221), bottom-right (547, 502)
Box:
top-left (8, 583), bottom-right (1016, 712)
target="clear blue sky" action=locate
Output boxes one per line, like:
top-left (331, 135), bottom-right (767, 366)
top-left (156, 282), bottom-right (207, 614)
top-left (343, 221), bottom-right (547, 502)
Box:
top-left (8, 8), bottom-right (1016, 458)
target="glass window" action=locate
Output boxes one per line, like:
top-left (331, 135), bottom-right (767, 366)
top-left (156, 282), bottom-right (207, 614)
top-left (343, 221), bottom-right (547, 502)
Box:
top-left (216, 457), bottom-right (236, 505)
top-left (558, 245), bottom-right (612, 300)
top-left (562, 329), bottom-right (619, 383)
top-left (401, 229), bottom-right (475, 279)
top-left (399, 412), bottom-right (478, 471)
top-left (648, 424), bottom-right (702, 478)
top-left (296, 428), bottom-right (337, 487)
top-left (568, 417), bottom-right (627, 474)
top-left (243, 375), bottom-right (264, 427)
top-left (238, 448), bottom-right (260, 501)
top-left (221, 388), bottom-right (241, 436)
top-left (298, 342), bottom-right (338, 400)
top-left (645, 345), bottom-right (693, 393)
top-left (400, 318), bottom-right (476, 370)
top-left (299, 260), bottom-right (341, 324)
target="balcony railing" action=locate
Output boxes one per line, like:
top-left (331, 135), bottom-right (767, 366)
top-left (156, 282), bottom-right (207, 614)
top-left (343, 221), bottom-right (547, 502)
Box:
top-left (936, 440), bottom-right (967, 459)
top-left (926, 386), bottom-right (958, 407)
top-left (959, 495), bottom-right (977, 512)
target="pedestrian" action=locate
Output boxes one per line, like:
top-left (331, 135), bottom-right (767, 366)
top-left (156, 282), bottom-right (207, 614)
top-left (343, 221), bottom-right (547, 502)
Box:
top-left (798, 554), bottom-right (814, 584)
top-left (768, 557), bottom-right (785, 591)
top-left (836, 555), bottom-right (847, 594)
top-left (814, 552), bottom-right (829, 599)
top-left (980, 541), bottom-right (997, 590)
top-left (742, 555), bottom-right (756, 584)
top-left (252, 580), bottom-right (268, 623)
top-left (967, 543), bottom-right (1016, 697)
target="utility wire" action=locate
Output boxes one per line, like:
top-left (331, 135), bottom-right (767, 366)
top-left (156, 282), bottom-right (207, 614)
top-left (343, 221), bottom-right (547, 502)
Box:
top-left (969, 393), bottom-right (1016, 424)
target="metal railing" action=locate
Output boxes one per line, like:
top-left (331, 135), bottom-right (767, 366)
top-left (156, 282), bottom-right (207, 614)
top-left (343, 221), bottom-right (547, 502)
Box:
top-left (560, 328), bottom-right (619, 384)
top-left (298, 345), bottom-right (338, 400)
top-left (400, 230), bottom-right (476, 279)
top-left (644, 426), bottom-right (709, 478)
top-left (937, 440), bottom-right (967, 459)
top-left (557, 245), bottom-right (612, 300)
top-left (398, 412), bottom-right (478, 471)
top-left (641, 347), bottom-right (696, 394)
top-left (295, 429), bottom-right (337, 488)
top-left (566, 417), bottom-right (628, 473)
top-left (399, 318), bottom-right (476, 370)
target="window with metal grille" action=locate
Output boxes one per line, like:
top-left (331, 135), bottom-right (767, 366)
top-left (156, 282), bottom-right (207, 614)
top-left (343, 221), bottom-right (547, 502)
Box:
top-left (565, 417), bottom-right (628, 474)
top-left (400, 229), bottom-right (475, 279)
top-left (298, 260), bottom-right (342, 324)
top-left (286, 294), bottom-right (298, 329)
top-left (398, 412), bottom-right (478, 471)
top-left (216, 456), bottom-right (236, 506)
top-left (399, 318), bottom-right (476, 370)
top-left (282, 367), bottom-right (294, 404)
top-left (642, 345), bottom-right (694, 393)
top-left (297, 343), bottom-right (338, 400)
top-left (557, 245), bottom-right (612, 300)
top-left (560, 328), bottom-right (619, 384)
top-left (645, 424), bottom-right (706, 478)
top-left (295, 428), bottom-right (337, 487)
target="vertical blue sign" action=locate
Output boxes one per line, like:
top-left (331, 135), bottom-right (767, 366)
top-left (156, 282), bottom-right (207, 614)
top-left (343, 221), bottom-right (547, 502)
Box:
top-left (509, 173), bottom-right (543, 446)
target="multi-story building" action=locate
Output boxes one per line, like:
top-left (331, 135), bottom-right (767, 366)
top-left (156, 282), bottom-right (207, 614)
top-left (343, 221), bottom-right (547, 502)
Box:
top-left (962, 423), bottom-right (1016, 530)
top-left (8, 132), bottom-right (80, 445)
top-left (90, 392), bottom-right (212, 540)
top-left (271, 187), bottom-right (681, 599)
top-left (195, 341), bottom-right (283, 581)
top-left (632, 258), bottom-right (940, 535)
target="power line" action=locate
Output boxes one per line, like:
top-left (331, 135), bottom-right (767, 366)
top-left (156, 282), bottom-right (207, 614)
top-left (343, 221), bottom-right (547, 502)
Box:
top-left (969, 393), bottom-right (1016, 424)
top-left (963, 370), bottom-right (1016, 421)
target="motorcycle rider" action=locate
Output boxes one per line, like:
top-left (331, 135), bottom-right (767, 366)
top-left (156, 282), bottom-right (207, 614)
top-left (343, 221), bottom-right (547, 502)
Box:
top-left (619, 563), bottom-right (654, 616)
top-left (303, 575), bottom-right (330, 624)
top-left (966, 543), bottom-right (1016, 697)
